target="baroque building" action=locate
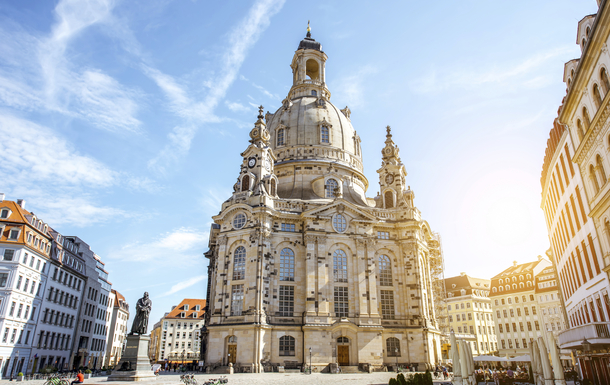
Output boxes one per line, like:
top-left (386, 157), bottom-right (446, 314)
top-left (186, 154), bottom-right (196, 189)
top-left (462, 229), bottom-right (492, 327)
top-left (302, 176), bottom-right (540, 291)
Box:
top-left (444, 273), bottom-right (496, 357)
top-left (202, 28), bottom-right (442, 373)
top-left (539, 1), bottom-right (610, 382)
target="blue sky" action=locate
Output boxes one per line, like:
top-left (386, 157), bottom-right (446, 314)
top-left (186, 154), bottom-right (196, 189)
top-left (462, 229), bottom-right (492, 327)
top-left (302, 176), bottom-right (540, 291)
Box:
top-left (0, 0), bottom-right (598, 324)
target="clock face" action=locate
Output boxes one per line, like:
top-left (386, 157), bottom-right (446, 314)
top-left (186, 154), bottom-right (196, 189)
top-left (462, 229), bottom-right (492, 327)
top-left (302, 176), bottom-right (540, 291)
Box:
top-left (248, 157), bottom-right (256, 168)
top-left (385, 174), bottom-right (394, 184)
top-left (264, 158), bottom-right (271, 171)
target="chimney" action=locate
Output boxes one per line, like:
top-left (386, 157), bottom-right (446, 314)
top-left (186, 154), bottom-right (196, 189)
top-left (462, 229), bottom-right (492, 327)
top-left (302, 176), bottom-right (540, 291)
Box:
top-left (460, 272), bottom-right (466, 276)
top-left (0, 193), bottom-right (4, 202)
top-left (16, 199), bottom-right (25, 209)
top-left (513, 260), bottom-right (518, 267)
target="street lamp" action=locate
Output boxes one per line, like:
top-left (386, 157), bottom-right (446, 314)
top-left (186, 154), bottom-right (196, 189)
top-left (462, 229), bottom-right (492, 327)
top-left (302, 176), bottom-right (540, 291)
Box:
top-left (581, 338), bottom-right (594, 384)
top-left (181, 350), bottom-right (185, 372)
top-left (308, 347), bottom-right (312, 375)
top-left (395, 348), bottom-right (399, 372)
top-left (11, 350), bottom-right (20, 380)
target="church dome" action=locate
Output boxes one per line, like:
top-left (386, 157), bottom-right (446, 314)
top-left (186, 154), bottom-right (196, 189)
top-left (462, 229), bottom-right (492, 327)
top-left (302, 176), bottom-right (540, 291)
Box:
top-left (266, 96), bottom-right (361, 171)
top-left (262, 29), bottom-right (368, 204)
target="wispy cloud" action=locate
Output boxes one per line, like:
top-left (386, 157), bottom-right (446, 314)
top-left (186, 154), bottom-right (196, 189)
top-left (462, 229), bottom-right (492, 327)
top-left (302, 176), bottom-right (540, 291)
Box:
top-left (110, 227), bottom-right (208, 262)
top-left (332, 65), bottom-right (378, 108)
top-left (0, 0), bottom-right (143, 133)
top-left (410, 46), bottom-right (574, 94)
top-left (225, 100), bottom-right (252, 113)
top-left (146, 0), bottom-right (286, 174)
top-left (161, 275), bottom-right (207, 297)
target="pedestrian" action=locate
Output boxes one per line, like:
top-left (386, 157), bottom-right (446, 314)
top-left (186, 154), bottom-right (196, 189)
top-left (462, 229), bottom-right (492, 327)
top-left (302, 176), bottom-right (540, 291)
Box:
top-left (71, 370), bottom-right (84, 385)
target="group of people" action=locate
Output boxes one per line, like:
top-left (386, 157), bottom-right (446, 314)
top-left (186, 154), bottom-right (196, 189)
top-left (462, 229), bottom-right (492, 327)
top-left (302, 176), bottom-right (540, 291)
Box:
top-left (433, 365), bottom-right (451, 380)
top-left (474, 366), bottom-right (529, 384)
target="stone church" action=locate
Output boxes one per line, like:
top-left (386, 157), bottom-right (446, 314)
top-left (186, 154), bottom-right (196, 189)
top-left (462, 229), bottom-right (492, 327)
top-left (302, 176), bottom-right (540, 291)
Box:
top-left (201, 27), bottom-right (442, 373)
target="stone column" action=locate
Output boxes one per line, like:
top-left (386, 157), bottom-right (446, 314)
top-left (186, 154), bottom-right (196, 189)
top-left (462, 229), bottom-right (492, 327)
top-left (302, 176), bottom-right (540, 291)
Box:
top-left (316, 236), bottom-right (329, 315)
top-left (355, 238), bottom-right (368, 317)
top-left (365, 238), bottom-right (379, 316)
top-left (304, 235), bottom-right (317, 315)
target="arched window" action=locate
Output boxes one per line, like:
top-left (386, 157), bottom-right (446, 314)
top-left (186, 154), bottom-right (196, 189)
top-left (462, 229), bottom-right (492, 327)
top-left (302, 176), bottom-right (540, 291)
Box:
top-left (233, 246), bottom-right (246, 280)
top-left (492, 287), bottom-right (497, 293)
top-left (333, 249), bottom-right (348, 283)
top-left (228, 335), bottom-right (237, 343)
top-left (512, 284), bottom-right (517, 290)
top-left (241, 175), bottom-right (250, 192)
top-left (499, 279), bottom-right (503, 284)
top-left (279, 248), bottom-right (295, 281)
top-left (519, 282), bottom-right (524, 288)
top-left (583, 107), bottom-right (591, 130)
top-left (605, 220), bottom-right (610, 245)
top-left (582, 38), bottom-right (587, 48)
top-left (526, 281), bottom-right (532, 287)
top-left (602, 68), bottom-right (610, 94)
top-left (387, 337), bottom-right (401, 357)
top-left (384, 190), bottom-right (394, 209)
top-left (321, 125), bottom-right (329, 143)
top-left (591, 164), bottom-right (600, 194)
top-left (270, 179), bottom-right (276, 196)
top-left (512, 277), bottom-right (517, 282)
top-left (594, 84), bottom-right (603, 108)
top-left (597, 155), bottom-right (607, 185)
top-left (505, 285), bottom-right (510, 291)
top-left (337, 336), bottom-right (349, 344)
top-left (586, 26), bottom-right (591, 37)
top-left (577, 119), bottom-right (585, 140)
top-left (279, 335), bottom-right (295, 356)
top-left (311, 90), bottom-right (317, 96)
top-left (526, 274), bottom-right (531, 280)
top-left (568, 78), bottom-right (572, 88)
top-left (325, 179), bottom-right (338, 198)
top-left (519, 275), bottom-right (524, 281)
top-left (277, 128), bottom-right (285, 146)
top-left (379, 255), bottom-right (392, 286)
top-left (499, 286), bottom-right (503, 292)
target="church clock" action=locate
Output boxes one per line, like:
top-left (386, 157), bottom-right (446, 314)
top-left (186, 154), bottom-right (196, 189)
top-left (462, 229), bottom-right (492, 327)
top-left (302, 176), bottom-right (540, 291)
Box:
top-left (248, 157), bottom-right (257, 168)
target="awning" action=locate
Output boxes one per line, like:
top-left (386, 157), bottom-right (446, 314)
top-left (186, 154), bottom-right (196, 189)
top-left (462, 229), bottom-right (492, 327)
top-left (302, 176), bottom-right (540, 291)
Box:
top-left (509, 355), bottom-right (531, 362)
top-left (473, 355), bottom-right (508, 362)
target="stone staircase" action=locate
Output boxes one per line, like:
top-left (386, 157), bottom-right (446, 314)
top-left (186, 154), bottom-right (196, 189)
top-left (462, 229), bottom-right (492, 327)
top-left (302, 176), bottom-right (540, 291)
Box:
top-left (339, 366), bottom-right (361, 373)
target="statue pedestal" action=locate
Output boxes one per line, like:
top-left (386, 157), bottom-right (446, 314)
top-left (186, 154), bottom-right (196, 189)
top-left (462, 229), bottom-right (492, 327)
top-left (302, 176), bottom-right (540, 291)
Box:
top-left (108, 335), bottom-right (156, 382)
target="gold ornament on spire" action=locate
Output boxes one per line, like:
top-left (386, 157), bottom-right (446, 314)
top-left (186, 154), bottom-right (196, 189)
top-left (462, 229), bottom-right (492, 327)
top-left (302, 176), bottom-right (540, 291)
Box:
top-left (307, 20), bottom-right (311, 33)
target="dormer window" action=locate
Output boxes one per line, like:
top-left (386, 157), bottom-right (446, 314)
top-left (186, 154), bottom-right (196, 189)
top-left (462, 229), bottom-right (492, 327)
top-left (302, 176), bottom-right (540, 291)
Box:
top-left (192, 312), bottom-right (198, 318)
top-left (184, 304), bottom-right (189, 311)
top-left (8, 228), bottom-right (20, 240)
top-left (277, 128), bottom-right (285, 146)
top-left (180, 312), bottom-right (185, 318)
top-left (0, 209), bottom-right (10, 219)
top-left (325, 179), bottom-right (338, 198)
top-left (195, 305), bottom-right (200, 311)
top-left (321, 125), bottom-right (329, 143)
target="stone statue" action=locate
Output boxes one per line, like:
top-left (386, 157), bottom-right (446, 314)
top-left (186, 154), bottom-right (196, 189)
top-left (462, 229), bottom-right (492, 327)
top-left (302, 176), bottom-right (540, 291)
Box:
top-left (130, 292), bottom-right (152, 335)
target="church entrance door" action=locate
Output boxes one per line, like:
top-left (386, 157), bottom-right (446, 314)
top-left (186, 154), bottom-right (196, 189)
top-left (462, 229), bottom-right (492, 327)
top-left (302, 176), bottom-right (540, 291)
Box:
top-left (227, 345), bottom-right (237, 364)
top-left (337, 345), bottom-right (349, 366)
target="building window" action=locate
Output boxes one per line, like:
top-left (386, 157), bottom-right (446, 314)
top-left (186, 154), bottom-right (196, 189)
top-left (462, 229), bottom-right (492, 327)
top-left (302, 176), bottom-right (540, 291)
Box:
top-left (279, 286), bottom-right (294, 317)
top-left (321, 125), bottom-right (329, 143)
top-left (270, 179), bottom-right (276, 196)
top-left (379, 255), bottom-right (392, 286)
top-left (233, 213), bottom-right (246, 229)
top-left (281, 223), bottom-right (295, 232)
top-left (449, 315), bottom-right (453, 322)
top-left (279, 248), bottom-right (295, 281)
top-left (0, 273), bottom-right (7, 288)
top-left (498, 324), bottom-right (503, 333)
top-left (230, 285), bottom-right (244, 316)
top-left (8, 229), bottom-right (19, 240)
top-left (380, 290), bottom-right (395, 319)
top-left (0, 209), bottom-right (9, 219)
top-left (334, 287), bottom-right (348, 317)
top-left (333, 250), bottom-right (348, 283)
top-left (3, 249), bottom-right (14, 261)
top-left (279, 335), bottom-right (295, 356)
top-left (277, 128), bottom-right (285, 146)
top-left (384, 190), bottom-right (394, 209)
top-left (325, 179), bottom-right (338, 198)
top-left (377, 231), bottom-right (389, 239)
top-left (332, 214), bottom-right (347, 233)
top-left (312, 90), bottom-right (317, 96)
top-left (233, 246), bottom-right (246, 280)
top-left (387, 337), bottom-right (400, 357)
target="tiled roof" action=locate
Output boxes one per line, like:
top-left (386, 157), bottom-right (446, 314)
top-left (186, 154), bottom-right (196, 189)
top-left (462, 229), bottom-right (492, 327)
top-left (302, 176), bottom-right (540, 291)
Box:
top-left (444, 274), bottom-right (491, 298)
top-left (165, 298), bottom-right (206, 320)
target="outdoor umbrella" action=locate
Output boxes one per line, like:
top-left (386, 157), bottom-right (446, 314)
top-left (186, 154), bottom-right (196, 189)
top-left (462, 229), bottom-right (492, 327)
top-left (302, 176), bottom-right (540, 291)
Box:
top-left (538, 337), bottom-right (554, 385)
top-left (452, 339), bottom-right (462, 385)
top-left (548, 332), bottom-right (566, 385)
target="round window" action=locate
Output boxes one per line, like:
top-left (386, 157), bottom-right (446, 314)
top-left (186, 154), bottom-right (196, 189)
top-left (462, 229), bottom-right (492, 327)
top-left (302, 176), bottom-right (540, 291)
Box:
top-left (233, 213), bottom-right (246, 229)
top-left (333, 214), bottom-right (347, 233)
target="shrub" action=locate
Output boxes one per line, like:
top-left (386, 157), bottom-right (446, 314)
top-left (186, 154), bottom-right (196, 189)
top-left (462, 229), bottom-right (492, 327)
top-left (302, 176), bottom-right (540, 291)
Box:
top-left (17, 372), bottom-right (23, 377)
top-left (397, 373), bottom-right (407, 385)
top-left (389, 378), bottom-right (398, 385)
top-left (84, 369), bottom-right (92, 374)
top-left (424, 370), bottom-right (433, 385)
